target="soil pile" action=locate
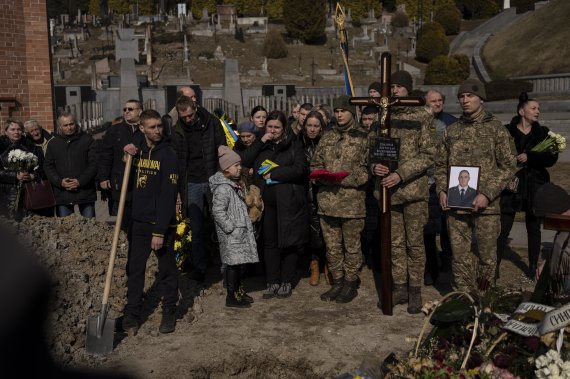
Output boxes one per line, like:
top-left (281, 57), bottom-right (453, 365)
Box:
top-left (3, 214), bottom-right (154, 365)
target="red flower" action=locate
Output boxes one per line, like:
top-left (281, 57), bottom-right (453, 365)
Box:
top-left (493, 354), bottom-right (511, 368)
top-left (524, 336), bottom-right (540, 352)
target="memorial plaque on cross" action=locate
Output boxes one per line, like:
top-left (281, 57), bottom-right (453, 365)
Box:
top-left (349, 52), bottom-right (425, 315)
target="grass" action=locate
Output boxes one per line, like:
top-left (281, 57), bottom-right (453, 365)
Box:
top-left (482, 0), bottom-right (570, 78)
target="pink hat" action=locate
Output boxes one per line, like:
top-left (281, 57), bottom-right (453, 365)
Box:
top-left (218, 146), bottom-right (241, 171)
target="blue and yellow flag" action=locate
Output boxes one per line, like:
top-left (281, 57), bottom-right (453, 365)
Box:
top-left (215, 113), bottom-right (238, 149)
top-left (335, 3), bottom-right (355, 96)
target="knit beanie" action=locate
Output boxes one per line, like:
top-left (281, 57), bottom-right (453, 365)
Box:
top-left (237, 120), bottom-right (256, 134)
top-left (391, 70), bottom-right (413, 93)
top-left (534, 183), bottom-right (570, 217)
top-left (368, 81), bottom-right (382, 94)
top-left (457, 78), bottom-right (487, 101)
top-left (218, 145), bottom-right (241, 171)
top-left (332, 95), bottom-right (356, 115)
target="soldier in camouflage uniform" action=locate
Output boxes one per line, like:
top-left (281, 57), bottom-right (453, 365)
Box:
top-left (371, 70), bottom-right (436, 314)
top-left (435, 79), bottom-right (517, 292)
top-left (311, 95), bottom-right (370, 303)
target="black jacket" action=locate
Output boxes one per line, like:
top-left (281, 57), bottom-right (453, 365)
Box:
top-left (500, 117), bottom-right (558, 214)
top-left (44, 132), bottom-right (97, 205)
top-left (131, 137), bottom-right (179, 237)
top-left (170, 107), bottom-right (226, 206)
top-left (98, 121), bottom-right (143, 196)
top-left (252, 131), bottom-right (309, 248)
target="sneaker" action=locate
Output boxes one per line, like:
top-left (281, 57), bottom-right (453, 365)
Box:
top-left (276, 282), bottom-right (292, 298)
top-left (159, 308), bottom-right (176, 334)
top-left (262, 283), bottom-right (280, 299)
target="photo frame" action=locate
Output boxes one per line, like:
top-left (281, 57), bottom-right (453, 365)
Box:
top-left (446, 165), bottom-right (481, 210)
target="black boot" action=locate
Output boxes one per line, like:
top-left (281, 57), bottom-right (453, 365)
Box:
top-left (226, 265), bottom-right (251, 308)
top-left (393, 284), bottom-right (408, 305)
top-left (320, 277), bottom-right (344, 302)
top-left (407, 287), bottom-right (423, 314)
top-left (159, 307), bottom-right (176, 334)
top-left (335, 279), bottom-right (359, 303)
top-left (122, 313), bottom-right (139, 334)
top-left (238, 286), bottom-right (254, 304)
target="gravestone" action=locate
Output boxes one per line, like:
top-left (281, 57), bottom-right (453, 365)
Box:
top-left (201, 8), bottom-right (209, 22)
top-left (504, 0), bottom-right (510, 9)
top-left (183, 34), bottom-right (189, 62)
top-left (224, 59), bottom-right (242, 111)
top-left (115, 28), bottom-right (140, 104)
top-left (214, 45), bottom-right (224, 61)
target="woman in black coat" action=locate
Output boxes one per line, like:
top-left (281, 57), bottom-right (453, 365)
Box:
top-left (252, 110), bottom-right (309, 299)
top-left (0, 119), bottom-right (44, 221)
top-left (497, 93), bottom-right (558, 279)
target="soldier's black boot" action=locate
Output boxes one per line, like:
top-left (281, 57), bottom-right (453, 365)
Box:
top-left (226, 265), bottom-right (251, 308)
top-left (393, 283), bottom-right (408, 305)
top-left (159, 307), bottom-right (176, 334)
top-left (335, 279), bottom-right (359, 303)
top-left (407, 287), bottom-right (423, 314)
top-left (320, 277), bottom-right (344, 302)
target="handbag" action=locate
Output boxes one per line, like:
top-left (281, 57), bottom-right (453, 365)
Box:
top-left (24, 179), bottom-right (56, 210)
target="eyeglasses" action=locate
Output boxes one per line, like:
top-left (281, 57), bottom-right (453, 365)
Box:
top-left (61, 122), bottom-right (75, 127)
top-left (123, 107), bottom-right (140, 113)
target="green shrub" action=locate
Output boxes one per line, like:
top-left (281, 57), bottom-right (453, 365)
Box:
top-left (417, 22), bottom-right (446, 38)
top-left (455, 0), bottom-right (499, 19)
top-left (391, 10), bottom-right (409, 27)
top-left (283, 0), bottom-right (326, 44)
top-left (262, 29), bottom-right (288, 59)
top-left (485, 80), bottom-right (533, 101)
top-left (424, 54), bottom-right (470, 84)
top-left (415, 27), bottom-right (449, 63)
top-left (434, 6), bottom-right (462, 35)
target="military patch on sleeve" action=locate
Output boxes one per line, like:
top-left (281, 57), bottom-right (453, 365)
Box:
top-left (169, 173), bottom-right (178, 185)
top-left (392, 120), bottom-right (422, 130)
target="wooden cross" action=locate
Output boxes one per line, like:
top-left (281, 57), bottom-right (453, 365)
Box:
top-left (349, 52), bottom-right (426, 315)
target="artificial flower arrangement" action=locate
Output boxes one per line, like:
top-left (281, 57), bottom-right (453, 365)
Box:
top-left (174, 212), bottom-right (192, 269)
top-left (340, 287), bottom-right (570, 379)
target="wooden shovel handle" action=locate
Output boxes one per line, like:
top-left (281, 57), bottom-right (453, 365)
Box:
top-left (101, 153), bottom-right (133, 306)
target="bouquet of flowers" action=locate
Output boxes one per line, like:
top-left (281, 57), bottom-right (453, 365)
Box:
top-left (174, 212), bottom-right (192, 269)
top-left (535, 350), bottom-right (570, 379)
top-left (531, 131), bottom-right (567, 154)
top-left (5, 148), bottom-right (39, 173)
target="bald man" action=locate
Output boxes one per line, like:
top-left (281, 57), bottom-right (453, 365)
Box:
top-left (168, 86), bottom-right (198, 125)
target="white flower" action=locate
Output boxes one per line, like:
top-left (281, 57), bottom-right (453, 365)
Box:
top-left (550, 363), bottom-right (561, 376)
top-left (537, 354), bottom-right (551, 368)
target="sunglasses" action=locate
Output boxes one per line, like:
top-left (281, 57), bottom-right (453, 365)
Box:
top-left (123, 107), bottom-right (139, 113)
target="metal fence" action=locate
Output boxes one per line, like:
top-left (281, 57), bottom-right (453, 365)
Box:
top-left (247, 94), bottom-right (340, 119)
top-left (202, 98), bottom-right (241, 122)
top-left (63, 101), bottom-right (104, 133)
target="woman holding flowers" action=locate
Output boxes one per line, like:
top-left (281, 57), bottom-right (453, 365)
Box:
top-left (0, 119), bottom-right (43, 220)
top-left (497, 93), bottom-right (562, 279)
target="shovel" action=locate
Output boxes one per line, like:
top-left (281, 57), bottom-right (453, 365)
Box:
top-left (86, 154), bottom-right (133, 355)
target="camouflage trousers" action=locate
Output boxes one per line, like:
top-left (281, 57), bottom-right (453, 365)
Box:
top-left (320, 216), bottom-right (364, 282)
top-left (447, 212), bottom-right (499, 291)
top-left (391, 201), bottom-right (428, 287)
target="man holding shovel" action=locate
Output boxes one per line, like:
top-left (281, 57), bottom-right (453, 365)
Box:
top-left (122, 109), bottom-right (179, 335)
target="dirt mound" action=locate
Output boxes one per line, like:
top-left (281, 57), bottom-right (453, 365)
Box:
top-left (4, 214), bottom-right (148, 364)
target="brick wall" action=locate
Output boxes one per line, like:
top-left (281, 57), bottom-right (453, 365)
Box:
top-left (0, 0), bottom-right (54, 131)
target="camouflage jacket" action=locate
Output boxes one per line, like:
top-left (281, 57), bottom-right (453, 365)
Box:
top-left (311, 119), bottom-right (370, 218)
top-left (373, 106), bottom-right (436, 205)
top-left (435, 110), bottom-right (517, 214)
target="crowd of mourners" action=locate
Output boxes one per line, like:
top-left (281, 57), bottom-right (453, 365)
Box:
top-left (0, 73), bottom-right (562, 335)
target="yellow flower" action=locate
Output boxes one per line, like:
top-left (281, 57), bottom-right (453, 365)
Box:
top-left (174, 241), bottom-right (182, 251)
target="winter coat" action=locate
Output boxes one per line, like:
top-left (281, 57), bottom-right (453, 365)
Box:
top-left (435, 110), bottom-right (517, 215)
top-left (209, 171), bottom-right (259, 266)
top-left (252, 130), bottom-right (309, 248)
top-left (98, 121), bottom-right (143, 197)
top-left (170, 107), bottom-right (226, 212)
top-left (376, 106), bottom-right (436, 205)
top-left (500, 117), bottom-right (558, 214)
top-left (311, 119), bottom-right (370, 218)
top-left (0, 136), bottom-right (44, 220)
top-left (26, 128), bottom-right (53, 155)
top-left (44, 132), bottom-right (97, 206)
top-left (131, 137), bottom-right (179, 237)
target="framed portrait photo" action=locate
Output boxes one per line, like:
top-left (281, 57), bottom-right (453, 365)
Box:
top-left (446, 165), bottom-right (480, 210)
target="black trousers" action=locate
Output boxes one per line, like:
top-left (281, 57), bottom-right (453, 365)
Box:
top-left (497, 210), bottom-right (541, 267)
top-left (125, 221), bottom-right (179, 316)
top-left (263, 188), bottom-right (298, 284)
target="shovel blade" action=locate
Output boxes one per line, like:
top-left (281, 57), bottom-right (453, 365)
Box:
top-left (85, 315), bottom-right (115, 355)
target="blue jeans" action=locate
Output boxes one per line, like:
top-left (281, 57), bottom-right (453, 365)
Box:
top-left (57, 203), bottom-right (96, 218)
top-left (187, 182), bottom-right (211, 273)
